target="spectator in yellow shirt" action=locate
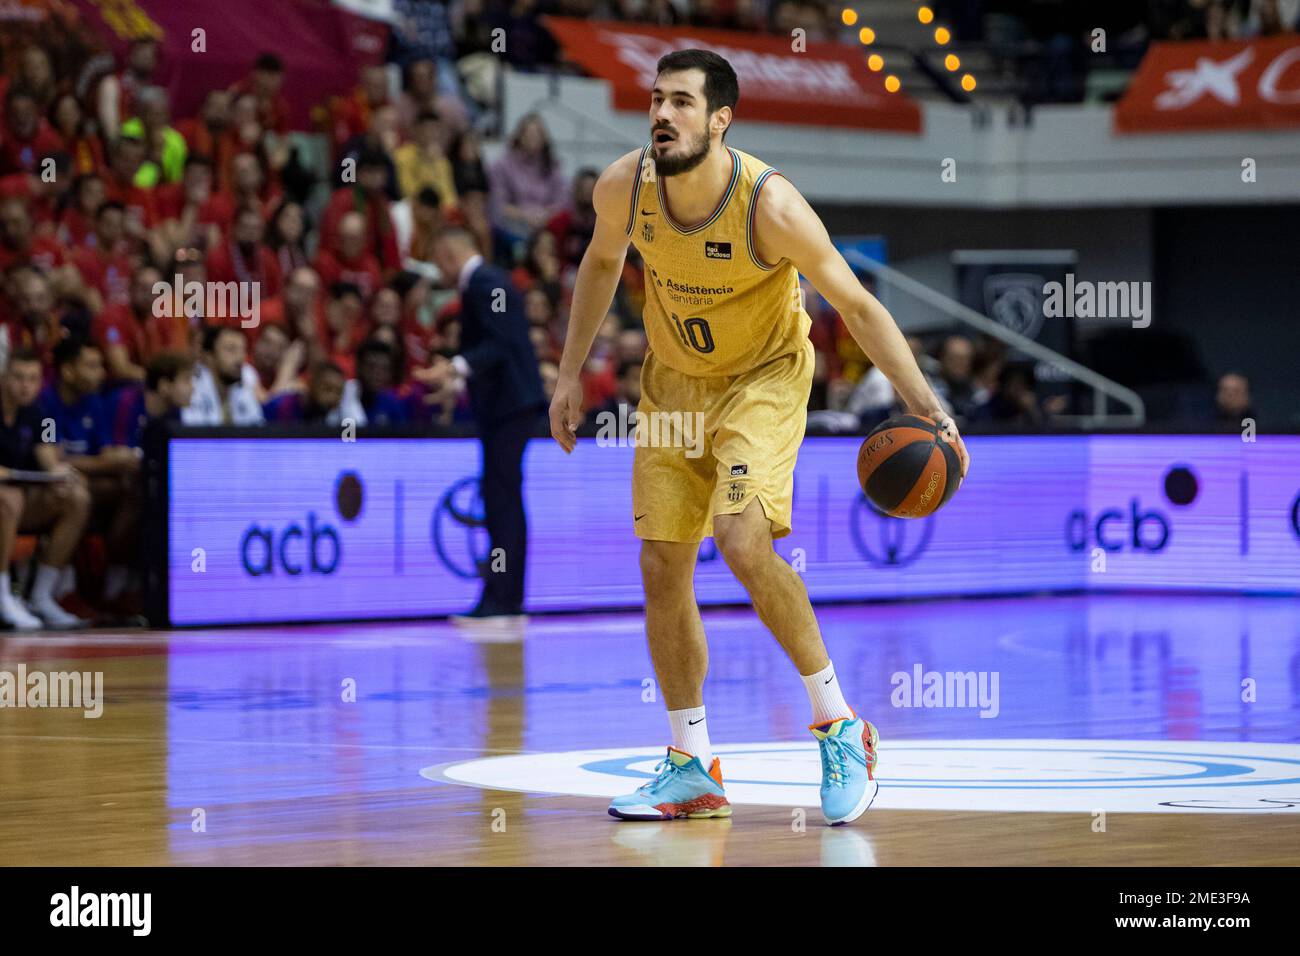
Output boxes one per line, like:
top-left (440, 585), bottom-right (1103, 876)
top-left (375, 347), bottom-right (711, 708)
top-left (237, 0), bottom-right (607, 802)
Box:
top-left (395, 111), bottom-right (457, 209)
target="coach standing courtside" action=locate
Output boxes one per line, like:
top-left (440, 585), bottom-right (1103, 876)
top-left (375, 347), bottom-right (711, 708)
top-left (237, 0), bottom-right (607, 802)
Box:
top-left (429, 227), bottom-right (545, 625)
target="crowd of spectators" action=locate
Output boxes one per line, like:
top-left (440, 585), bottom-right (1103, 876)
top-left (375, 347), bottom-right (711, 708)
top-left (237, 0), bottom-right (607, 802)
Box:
top-left (0, 16), bottom-right (530, 626)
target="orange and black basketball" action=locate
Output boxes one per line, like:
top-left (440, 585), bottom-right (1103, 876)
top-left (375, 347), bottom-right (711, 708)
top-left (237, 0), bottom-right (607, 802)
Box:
top-left (857, 415), bottom-right (962, 519)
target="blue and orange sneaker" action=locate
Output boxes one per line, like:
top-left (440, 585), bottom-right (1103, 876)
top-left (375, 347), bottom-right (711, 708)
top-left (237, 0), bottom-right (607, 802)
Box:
top-left (811, 715), bottom-right (879, 826)
top-left (608, 747), bottom-right (732, 821)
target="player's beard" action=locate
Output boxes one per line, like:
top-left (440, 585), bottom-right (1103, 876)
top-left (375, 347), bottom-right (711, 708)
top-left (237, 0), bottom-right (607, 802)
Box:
top-left (653, 128), bottom-right (711, 177)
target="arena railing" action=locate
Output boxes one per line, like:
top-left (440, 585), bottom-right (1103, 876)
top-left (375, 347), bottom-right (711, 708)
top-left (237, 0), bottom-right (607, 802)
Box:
top-left (840, 248), bottom-right (1147, 429)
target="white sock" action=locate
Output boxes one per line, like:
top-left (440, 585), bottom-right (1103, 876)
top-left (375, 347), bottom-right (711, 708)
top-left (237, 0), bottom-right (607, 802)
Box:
top-left (31, 564), bottom-right (62, 605)
top-left (0, 569), bottom-right (17, 609)
top-left (667, 706), bottom-right (713, 769)
top-left (803, 661), bottom-right (853, 725)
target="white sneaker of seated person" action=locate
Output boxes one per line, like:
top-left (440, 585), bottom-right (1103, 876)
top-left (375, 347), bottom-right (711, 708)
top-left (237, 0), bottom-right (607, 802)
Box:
top-left (0, 588), bottom-right (43, 630)
top-left (27, 564), bottom-right (87, 630)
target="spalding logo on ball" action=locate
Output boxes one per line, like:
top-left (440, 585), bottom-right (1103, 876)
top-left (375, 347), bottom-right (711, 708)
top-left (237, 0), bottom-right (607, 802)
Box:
top-left (857, 415), bottom-right (962, 518)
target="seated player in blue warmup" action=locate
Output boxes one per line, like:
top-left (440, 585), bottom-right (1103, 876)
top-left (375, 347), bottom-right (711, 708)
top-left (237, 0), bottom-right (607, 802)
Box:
top-left (0, 349), bottom-right (92, 629)
top-left (264, 360), bottom-right (363, 425)
top-left (39, 337), bottom-right (142, 612)
top-left (347, 338), bottom-right (409, 426)
top-left (106, 352), bottom-right (195, 449)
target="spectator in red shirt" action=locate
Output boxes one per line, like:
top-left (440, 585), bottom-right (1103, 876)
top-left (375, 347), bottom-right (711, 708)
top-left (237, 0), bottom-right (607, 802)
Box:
top-left (511, 228), bottom-right (561, 300)
top-left (320, 148), bottom-right (401, 273)
top-left (103, 134), bottom-right (157, 234)
top-left (222, 93), bottom-right (281, 188)
top-left (96, 37), bottom-right (160, 146)
top-left (546, 168), bottom-right (598, 270)
top-left (3, 268), bottom-right (69, 373)
top-left (387, 270), bottom-right (439, 374)
top-left (249, 320), bottom-right (294, 396)
top-left (338, 103), bottom-right (401, 200)
top-left (71, 201), bottom-right (133, 311)
top-left (57, 173), bottom-right (106, 249)
top-left (397, 58), bottom-right (468, 148)
top-left (154, 154), bottom-right (229, 254)
top-left (313, 210), bottom-right (382, 301)
top-left (229, 53), bottom-right (291, 136)
top-left (0, 196), bottom-right (64, 274)
top-left (93, 263), bottom-right (159, 383)
top-left (221, 151), bottom-right (282, 225)
top-left (367, 285), bottom-right (401, 343)
top-left (207, 205), bottom-right (283, 304)
top-left (332, 64), bottom-right (391, 151)
top-left (23, 150), bottom-right (73, 233)
top-left (15, 47), bottom-right (57, 112)
top-left (401, 187), bottom-right (446, 265)
top-left (259, 265), bottom-right (323, 345)
top-left (49, 92), bottom-right (105, 177)
top-left (175, 90), bottom-right (238, 192)
top-left (0, 86), bottom-right (63, 177)
top-left (320, 281), bottom-right (366, 378)
top-left (581, 311), bottom-right (622, 411)
top-left (265, 199), bottom-right (310, 275)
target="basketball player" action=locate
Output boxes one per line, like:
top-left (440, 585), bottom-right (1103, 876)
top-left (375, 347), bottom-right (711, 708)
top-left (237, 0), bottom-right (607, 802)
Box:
top-left (550, 50), bottom-right (969, 825)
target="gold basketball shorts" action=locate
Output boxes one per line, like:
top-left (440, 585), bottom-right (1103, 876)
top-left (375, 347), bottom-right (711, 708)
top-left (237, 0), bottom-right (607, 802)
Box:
top-left (631, 339), bottom-right (813, 542)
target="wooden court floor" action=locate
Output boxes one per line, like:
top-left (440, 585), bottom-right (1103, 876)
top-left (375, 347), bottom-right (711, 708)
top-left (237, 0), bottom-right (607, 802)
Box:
top-left (2, 594), bottom-right (1299, 866)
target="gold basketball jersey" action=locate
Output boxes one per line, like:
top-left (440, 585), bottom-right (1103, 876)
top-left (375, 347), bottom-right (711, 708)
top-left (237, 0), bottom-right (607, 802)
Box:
top-left (625, 145), bottom-right (811, 378)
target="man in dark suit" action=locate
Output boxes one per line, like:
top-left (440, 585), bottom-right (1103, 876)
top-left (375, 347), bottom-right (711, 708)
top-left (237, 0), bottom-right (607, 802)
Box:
top-left (430, 227), bottom-right (545, 623)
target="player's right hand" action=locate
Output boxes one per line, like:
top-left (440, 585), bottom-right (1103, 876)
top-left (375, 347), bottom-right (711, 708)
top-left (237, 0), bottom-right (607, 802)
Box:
top-left (549, 376), bottom-right (583, 455)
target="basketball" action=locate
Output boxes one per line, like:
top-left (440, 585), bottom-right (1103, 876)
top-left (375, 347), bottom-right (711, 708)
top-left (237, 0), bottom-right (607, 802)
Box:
top-left (857, 415), bottom-right (963, 519)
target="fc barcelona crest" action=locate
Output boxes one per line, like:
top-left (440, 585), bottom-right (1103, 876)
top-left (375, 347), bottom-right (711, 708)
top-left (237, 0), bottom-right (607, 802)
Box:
top-left (642, 220), bottom-right (654, 243)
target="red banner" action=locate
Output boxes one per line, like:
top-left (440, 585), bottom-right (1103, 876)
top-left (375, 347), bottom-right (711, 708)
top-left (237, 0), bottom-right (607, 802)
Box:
top-left (70, 0), bottom-right (389, 130)
top-left (543, 17), bottom-right (921, 134)
top-left (1115, 35), bottom-right (1300, 133)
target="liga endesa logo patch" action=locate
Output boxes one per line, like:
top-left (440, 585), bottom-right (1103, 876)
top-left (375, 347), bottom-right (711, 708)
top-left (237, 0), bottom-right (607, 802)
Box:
top-left (704, 240), bottom-right (732, 260)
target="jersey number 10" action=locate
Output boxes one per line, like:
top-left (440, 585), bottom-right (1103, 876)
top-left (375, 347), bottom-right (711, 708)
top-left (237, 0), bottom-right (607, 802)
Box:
top-left (671, 314), bottom-right (715, 354)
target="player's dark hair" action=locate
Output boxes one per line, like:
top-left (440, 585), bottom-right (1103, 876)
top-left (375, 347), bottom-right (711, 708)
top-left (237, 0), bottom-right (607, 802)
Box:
top-left (356, 147), bottom-right (388, 171)
top-left (3, 84), bottom-right (36, 112)
top-left (6, 347), bottom-right (41, 368)
top-left (329, 281), bottom-right (363, 302)
top-left (416, 186), bottom-right (441, 209)
top-left (146, 351), bottom-right (194, 391)
top-left (254, 52), bottom-right (283, 73)
top-left (52, 336), bottom-right (95, 371)
top-left (72, 172), bottom-right (104, 196)
top-left (201, 324), bottom-right (242, 353)
top-left (95, 200), bottom-right (126, 221)
top-left (311, 359), bottom-right (345, 380)
top-left (389, 270), bottom-right (421, 298)
top-left (355, 338), bottom-right (395, 363)
top-left (656, 49), bottom-right (739, 139)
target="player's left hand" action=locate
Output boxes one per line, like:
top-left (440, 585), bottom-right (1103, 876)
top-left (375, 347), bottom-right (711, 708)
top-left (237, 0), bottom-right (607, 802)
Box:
top-left (927, 409), bottom-right (970, 480)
